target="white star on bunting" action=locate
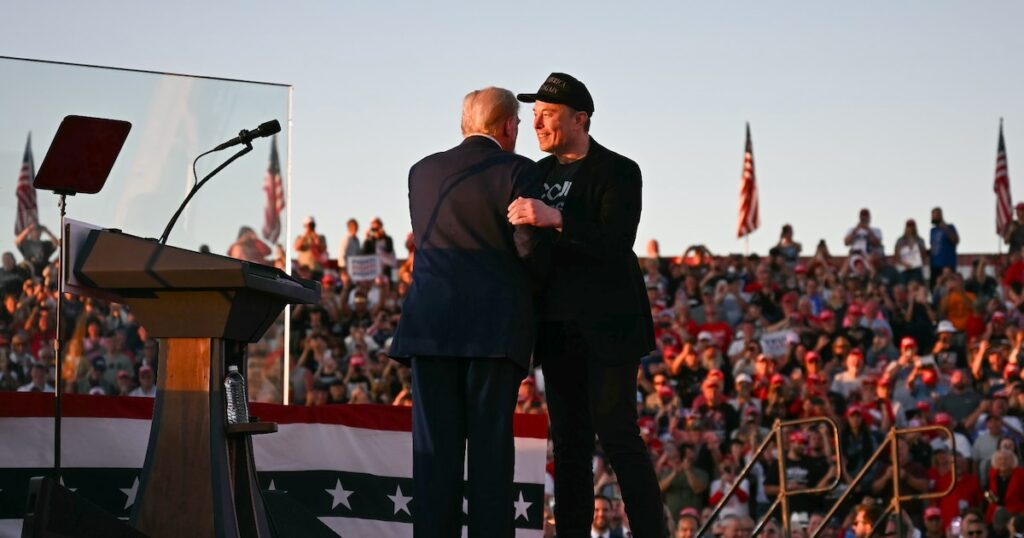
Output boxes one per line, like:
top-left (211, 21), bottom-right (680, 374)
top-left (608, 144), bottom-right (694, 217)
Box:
top-left (388, 484), bottom-right (412, 516)
top-left (325, 479), bottom-right (354, 510)
top-left (120, 477), bottom-right (140, 510)
top-left (513, 491), bottom-right (532, 521)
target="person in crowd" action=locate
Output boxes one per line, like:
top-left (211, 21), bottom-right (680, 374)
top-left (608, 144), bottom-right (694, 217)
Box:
top-left (657, 443), bottom-right (708, 523)
top-left (707, 456), bottom-right (750, 519)
top-left (15, 222), bottom-right (58, 276)
top-left (764, 430), bottom-right (834, 514)
top-left (293, 216), bottom-right (328, 280)
top-left (894, 219), bottom-right (929, 286)
top-left (590, 495), bottom-right (626, 538)
top-left (929, 207), bottom-right (960, 290)
top-left (0, 252), bottom-right (30, 296)
top-left (1004, 203), bottom-right (1024, 252)
top-left (339, 218), bottom-right (361, 268)
top-left (128, 364), bottom-right (156, 397)
top-left (17, 361), bottom-right (53, 392)
top-left (985, 449), bottom-right (1024, 523)
top-left (961, 509), bottom-right (988, 538)
top-left (674, 508), bottom-right (699, 538)
top-left (850, 504), bottom-right (881, 538)
top-left (361, 217), bottom-right (396, 276)
top-left (227, 226), bottom-right (272, 264)
top-left (774, 224), bottom-right (802, 267)
top-left (844, 208), bottom-right (883, 256)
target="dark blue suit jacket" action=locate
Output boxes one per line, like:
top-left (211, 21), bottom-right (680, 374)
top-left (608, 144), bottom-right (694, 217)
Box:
top-left (389, 136), bottom-right (546, 369)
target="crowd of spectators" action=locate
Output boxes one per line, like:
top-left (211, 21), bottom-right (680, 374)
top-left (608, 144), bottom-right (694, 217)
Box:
top-left (11, 204), bottom-right (1024, 537)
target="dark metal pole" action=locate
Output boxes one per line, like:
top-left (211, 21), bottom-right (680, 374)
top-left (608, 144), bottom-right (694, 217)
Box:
top-left (53, 193), bottom-right (67, 483)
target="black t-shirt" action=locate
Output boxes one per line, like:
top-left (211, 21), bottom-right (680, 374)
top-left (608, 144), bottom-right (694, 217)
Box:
top-left (0, 265), bottom-right (28, 296)
top-left (18, 240), bottom-right (55, 276)
top-left (540, 159), bottom-right (585, 321)
top-left (540, 160), bottom-right (583, 211)
top-left (1009, 221), bottom-right (1024, 253)
top-left (764, 454), bottom-right (829, 513)
top-left (843, 325), bottom-right (875, 353)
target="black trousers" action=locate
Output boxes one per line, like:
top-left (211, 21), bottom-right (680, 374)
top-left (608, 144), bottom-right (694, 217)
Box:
top-left (411, 356), bottom-right (525, 538)
top-left (540, 322), bottom-right (666, 538)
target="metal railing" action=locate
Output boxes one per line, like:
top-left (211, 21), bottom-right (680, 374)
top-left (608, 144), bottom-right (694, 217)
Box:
top-left (697, 416), bottom-right (843, 538)
top-left (810, 425), bottom-right (957, 538)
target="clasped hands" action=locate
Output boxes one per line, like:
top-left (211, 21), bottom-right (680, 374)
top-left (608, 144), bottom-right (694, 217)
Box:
top-left (507, 197), bottom-right (562, 230)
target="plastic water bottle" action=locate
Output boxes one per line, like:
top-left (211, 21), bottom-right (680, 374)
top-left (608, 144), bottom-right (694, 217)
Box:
top-left (225, 365), bottom-right (249, 425)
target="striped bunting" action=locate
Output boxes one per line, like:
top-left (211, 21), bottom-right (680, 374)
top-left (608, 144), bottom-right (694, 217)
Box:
top-left (0, 393), bottom-right (547, 537)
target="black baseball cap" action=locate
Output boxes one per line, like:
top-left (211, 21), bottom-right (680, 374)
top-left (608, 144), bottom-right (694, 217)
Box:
top-left (517, 72), bottom-right (594, 115)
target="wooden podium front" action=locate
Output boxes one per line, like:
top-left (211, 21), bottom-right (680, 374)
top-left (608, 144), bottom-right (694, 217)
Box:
top-left (68, 225), bottom-right (319, 538)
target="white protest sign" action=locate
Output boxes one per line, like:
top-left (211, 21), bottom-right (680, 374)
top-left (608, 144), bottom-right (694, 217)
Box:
top-left (760, 329), bottom-right (796, 358)
top-left (347, 255), bottom-right (381, 282)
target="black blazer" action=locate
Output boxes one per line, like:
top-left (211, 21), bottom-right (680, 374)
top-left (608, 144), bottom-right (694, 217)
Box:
top-left (389, 136), bottom-right (545, 369)
top-left (534, 137), bottom-right (655, 366)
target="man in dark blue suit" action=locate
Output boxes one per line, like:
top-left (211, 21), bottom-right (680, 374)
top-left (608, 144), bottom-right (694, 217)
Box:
top-left (389, 86), bottom-right (546, 538)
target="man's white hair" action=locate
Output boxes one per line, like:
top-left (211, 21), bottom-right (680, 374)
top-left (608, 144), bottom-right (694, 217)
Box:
top-left (461, 87), bottom-right (518, 137)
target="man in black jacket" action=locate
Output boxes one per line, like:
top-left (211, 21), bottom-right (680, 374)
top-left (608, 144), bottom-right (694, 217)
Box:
top-left (390, 86), bottom-right (545, 537)
top-left (509, 73), bottom-right (663, 538)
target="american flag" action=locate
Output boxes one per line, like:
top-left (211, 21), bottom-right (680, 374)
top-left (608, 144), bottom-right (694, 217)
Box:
top-left (15, 133), bottom-right (38, 236)
top-left (737, 123), bottom-right (760, 238)
top-left (261, 135), bottom-right (285, 244)
top-left (995, 119), bottom-right (1012, 235)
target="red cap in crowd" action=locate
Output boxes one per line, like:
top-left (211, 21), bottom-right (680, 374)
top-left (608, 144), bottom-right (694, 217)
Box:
top-left (847, 303), bottom-right (863, 316)
top-left (933, 412), bottom-right (954, 427)
top-left (924, 507), bottom-right (942, 519)
top-left (901, 337), bottom-right (917, 350)
top-left (770, 374), bottom-right (786, 386)
top-left (818, 310), bottom-right (835, 322)
top-left (993, 311), bottom-right (1007, 322)
top-left (679, 507), bottom-right (700, 520)
top-left (350, 356), bottom-right (366, 367)
top-left (789, 430), bottom-right (808, 445)
top-left (920, 369), bottom-right (938, 387)
top-left (845, 406), bottom-right (863, 418)
top-left (658, 385), bottom-right (674, 399)
top-left (804, 351), bottom-right (821, 364)
top-left (916, 401), bottom-right (931, 413)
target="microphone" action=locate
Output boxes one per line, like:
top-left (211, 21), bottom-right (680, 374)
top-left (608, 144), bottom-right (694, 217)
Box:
top-left (213, 120), bottom-right (281, 151)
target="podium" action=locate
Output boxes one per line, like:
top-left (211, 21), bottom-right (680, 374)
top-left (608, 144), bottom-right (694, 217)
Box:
top-left (67, 223), bottom-right (320, 538)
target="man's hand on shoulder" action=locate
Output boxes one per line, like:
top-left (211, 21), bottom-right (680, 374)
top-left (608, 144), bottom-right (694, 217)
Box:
top-left (508, 197), bottom-right (562, 231)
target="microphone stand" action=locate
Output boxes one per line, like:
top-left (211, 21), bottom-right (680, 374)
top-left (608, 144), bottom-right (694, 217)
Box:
top-left (53, 192), bottom-right (69, 484)
top-left (159, 142), bottom-right (253, 245)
